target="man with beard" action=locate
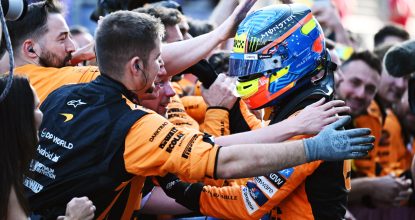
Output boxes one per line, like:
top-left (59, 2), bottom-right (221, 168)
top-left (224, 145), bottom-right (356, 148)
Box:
top-left (4, 0), bottom-right (253, 104)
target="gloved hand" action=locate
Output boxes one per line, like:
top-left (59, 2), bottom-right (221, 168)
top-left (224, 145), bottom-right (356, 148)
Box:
top-left (303, 116), bottom-right (374, 162)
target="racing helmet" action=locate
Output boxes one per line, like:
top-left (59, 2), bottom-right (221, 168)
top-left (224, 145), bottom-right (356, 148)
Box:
top-left (230, 3), bottom-right (329, 109)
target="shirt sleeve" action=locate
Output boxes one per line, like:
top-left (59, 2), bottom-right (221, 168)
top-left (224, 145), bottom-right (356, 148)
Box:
top-left (201, 107), bottom-right (230, 137)
top-left (199, 161), bottom-right (322, 219)
top-left (124, 113), bottom-right (219, 181)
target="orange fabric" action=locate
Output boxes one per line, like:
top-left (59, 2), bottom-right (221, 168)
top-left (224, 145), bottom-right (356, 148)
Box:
top-left (124, 113), bottom-right (218, 180)
top-left (352, 114), bottom-right (382, 177)
top-left (239, 100), bottom-right (263, 130)
top-left (14, 64), bottom-right (100, 103)
top-left (367, 101), bottom-right (384, 125)
top-left (200, 108), bottom-right (230, 137)
top-left (378, 109), bottom-right (412, 176)
top-left (181, 96), bottom-right (208, 125)
top-left (193, 81), bottom-right (202, 96)
top-left (166, 95), bottom-right (200, 131)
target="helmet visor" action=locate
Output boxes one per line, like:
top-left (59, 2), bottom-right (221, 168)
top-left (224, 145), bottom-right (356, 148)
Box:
top-left (228, 53), bottom-right (282, 77)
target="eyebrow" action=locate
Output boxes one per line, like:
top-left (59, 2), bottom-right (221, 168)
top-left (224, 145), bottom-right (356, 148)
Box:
top-left (57, 32), bottom-right (69, 39)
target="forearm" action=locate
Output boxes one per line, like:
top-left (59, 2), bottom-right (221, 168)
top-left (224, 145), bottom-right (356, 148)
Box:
top-left (215, 140), bottom-right (306, 179)
top-left (215, 118), bottom-right (297, 145)
top-left (162, 30), bottom-right (225, 76)
top-left (209, 0), bottom-right (238, 26)
top-left (140, 187), bottom-right (192, 215)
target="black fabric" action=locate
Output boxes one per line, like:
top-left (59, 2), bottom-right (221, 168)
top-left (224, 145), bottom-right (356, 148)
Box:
top-left (183, 59), bottom-right (218, 89)
top-left (305, 161), bottom-right (349, 219)
top-left (156, 173), bottom-right (203, 212)
top-left (229, 99), bottom-right (252, 134)
top-left (25, 75), bottom-right (147, 219)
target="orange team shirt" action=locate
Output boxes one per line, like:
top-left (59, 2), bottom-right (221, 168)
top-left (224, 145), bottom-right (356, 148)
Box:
top-left (378, 109), bottom-right (412, 176)
top-left (352, 113), bottom-right (382, 177)
top-left (14, 64), bottom-right (100, 103)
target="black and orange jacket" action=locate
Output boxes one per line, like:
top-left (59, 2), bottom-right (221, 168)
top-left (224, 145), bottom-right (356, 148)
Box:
top-left (25, 75), bottom-right (220, 219)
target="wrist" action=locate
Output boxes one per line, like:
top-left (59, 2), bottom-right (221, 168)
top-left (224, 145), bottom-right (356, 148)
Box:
top-left (302, 139), bottom-right (313, 162)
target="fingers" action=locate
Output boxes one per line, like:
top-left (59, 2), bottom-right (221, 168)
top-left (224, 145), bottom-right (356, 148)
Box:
top-left (320, 99), bottom-right (345, 110)
top-left (343, 128), bottom-right (372, 138)
top-left (308, 98), bottom-right (325, 107)
top-left (324, 106), bottom-right (351, 116)
top-left (328, 115), bottom-right (351, 129)
top-left (349, 143), bottom-right (374, 152)
top-left (349, 136), bottom-right (376, 145)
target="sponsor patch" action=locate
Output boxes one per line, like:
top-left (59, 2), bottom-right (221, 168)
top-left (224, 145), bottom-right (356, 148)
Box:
top-left (182, 134), bottom-right (198, 159)
top-left (166, 133), bottom-right (184, 153)
top-left (149, 122), bottom-right (168, 142)
top-left (242, 187), bottom-right (259, 214)
top-left (247, 181), bottom-right (268, 206)
top-left (278, 167), bottom-right (294, 179)
top-left (30, 160), bottom-right (56, 179)
top-left (202, 188), bottom-right (237, 200)
top-left (266, 172), bottom-right (286, 188)
top-left (40, 128), bottom-right (74, 150)
top-left (159, 127), bottom-right (178, 149)
top-left (67, 99), bottom-right (86, 108)
top-left (37, 145), bottom-right (60, 162)
top-left (254, 176), bottom-right (277, 198)
top-left (24, 177), bottom-right (43, 193)
top-left (244, 54), bottom-right (258, 60)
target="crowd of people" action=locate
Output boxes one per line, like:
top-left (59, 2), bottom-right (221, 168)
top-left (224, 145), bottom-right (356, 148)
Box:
top-left (0, 0), bottom-right (414, 219)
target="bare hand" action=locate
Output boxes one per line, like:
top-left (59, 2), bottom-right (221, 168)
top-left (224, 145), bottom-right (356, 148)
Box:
top-left (57, 197), bottom-right (95, 220)
top-left (201, 73), bottom-right (238, 110)
top-left (291, 98), bottom-right (350, 134)
top-left (70, 42), bottom-right (96, 66)
top-left (370, 175), bottom-right (412, 207)
top-left (216, 0), bottom-right (257, 41)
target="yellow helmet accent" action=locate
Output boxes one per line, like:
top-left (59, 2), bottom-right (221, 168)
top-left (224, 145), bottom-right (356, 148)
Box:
top-left (301, 18), bottom-right (316, 35)
top-left (233, 32), bottom-right (248, 53)
top-left (270, 66), bottom-right (290, 83)
top-left (236, 78), bottom-right (259, 99)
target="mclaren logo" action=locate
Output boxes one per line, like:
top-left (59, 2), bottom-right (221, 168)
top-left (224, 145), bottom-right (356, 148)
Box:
top-left (67, 99), bottom-right (86, 108)
top-left (60, 113), bottom-right (74, 122)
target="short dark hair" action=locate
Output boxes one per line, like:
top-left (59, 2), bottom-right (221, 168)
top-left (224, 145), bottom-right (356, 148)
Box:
top-left (133, 6), bottom-right (182, 27)
top-left (341, 50), bottom-right (382, 75)
top-left (188, 18), bottom-right (215, 37)
top-left (373, 44), bottom-right (393, 61)
top-left (5, 0), bottom-right (63, 54)
top-left (70, 25), bottom-right (91, 36)
top-left (95, 11), bottom-right (164, 77)
top-left (0, 76), bottom-right (37, 219)
top-left (374, 24), bottom-right (409, 47)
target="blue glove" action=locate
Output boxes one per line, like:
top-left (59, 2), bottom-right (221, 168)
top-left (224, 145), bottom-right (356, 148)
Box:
top-left (303, 116), bottom-right (374, 162)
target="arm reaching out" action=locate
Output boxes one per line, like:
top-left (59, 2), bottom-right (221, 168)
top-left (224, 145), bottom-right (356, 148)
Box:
top-left (162, 0), bottom-right (257, 76)
top-left (215, 116), bottom-right (374, 179)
